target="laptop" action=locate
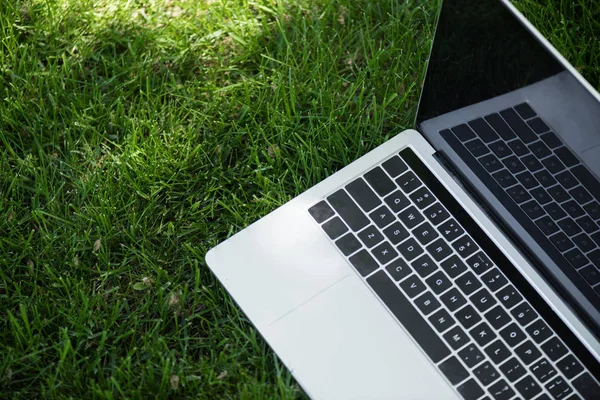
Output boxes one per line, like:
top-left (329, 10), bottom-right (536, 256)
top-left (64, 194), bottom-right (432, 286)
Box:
top-left (206, 0), bottom-right (600, 398)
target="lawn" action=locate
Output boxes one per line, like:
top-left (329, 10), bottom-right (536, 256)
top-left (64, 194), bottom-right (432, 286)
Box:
top-left (1, 0), bottom-right (599, 398)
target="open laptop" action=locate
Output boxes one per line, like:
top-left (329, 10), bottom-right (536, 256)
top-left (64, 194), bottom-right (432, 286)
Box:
top-left (206, 0), bottom-right (600, 398)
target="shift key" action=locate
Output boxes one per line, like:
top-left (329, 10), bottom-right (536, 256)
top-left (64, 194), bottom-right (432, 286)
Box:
top-left (367, 270), bottom-right (451, 363)
top-left (327, 189), bottom-right (370, 231)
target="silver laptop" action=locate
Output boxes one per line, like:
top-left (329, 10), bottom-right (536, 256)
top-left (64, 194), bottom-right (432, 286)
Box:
top-left (206, 0), bottom-right (600, 398)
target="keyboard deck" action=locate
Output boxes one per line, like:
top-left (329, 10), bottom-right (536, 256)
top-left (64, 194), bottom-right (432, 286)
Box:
top-left (308, 148), bottom-right (600, 400)
top-left (441, 104), bottom-right (600, 310)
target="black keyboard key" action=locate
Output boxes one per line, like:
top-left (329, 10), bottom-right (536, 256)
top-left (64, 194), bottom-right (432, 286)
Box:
top-left (466, 138), bottom-right (490, 158)
top-left (555, 146), bottom-right (579, 168)
top-left (488, 378), bottom-right (515, 400)
top-left (397, 237), bottom-right (424, 261)
top-left (556, 170), bottom-right (578, 190)
top-left (430, 308), bottom-right (456, 333)
top-left (500, 357), bottom-right (526, 382)
top-left (470, 118), bottom-right (500, 143)
top-left (558, 218), bottom-right (582, 236)
top-left (480, 154), bottom-right (503, 173)
top-left (423, 202), bottom-right (450, 225)
top-left (453, 235), bottom-right (479, 258)
top-left (456, 304), bottom-right (482, 329)
top-left (427, 238), bottom-right (453, 261)
top-left (516, 171), bottom-right (539, 190)
top-left (549, 232), bottom-right (575, 252)
top-left (540, 337), bottom-right (568, 361)
top-left (414, 291), bottom-right (441, 316)
top-left (527, 117), bottom-right (549, 133)
top-left (523, 154), bottom-right (543, 172)
top-left (572, 165), bottom-right (600, 203)
top-left (335, 233), bottom-right (362, 256)
top-left (515, 375), bottom-right (542, 399)
top-left (396, 171), bottom-right (422, 194)
top-left (565, 248), bottom-right (588, 268)
top-left (485, 339), bottom-right (511, 365)
top-left (385, 258), bottom-right (412, 281)
top-left (366, 271), bottom-right (451, 363)
top-left (515, 103), bottom-right (536, 119)
top-left (496, 285), bottom-right (523, 309)
top-left (358, 225), bottom-right (384, 248)
top-left (398, 206), bottom-right (424, 229)
top-left (486, 113), bottom-right (517, 140)
top-left (456, 271), bottom-right (482, 296)
top-left (562, 200), bottom-right (585, 219)
top-left (507, 185), bottom-right (532, 204)
top-left (570, 186), bottom-right (593, 206)
top-left (346, 178), bottom-right (382, 212)
top-left (382, 156), bottom-right (408, 178)
top-left (526, 319), bottom-right (552, 344)
top-left (470, 321), bottom-right (496, 347)
top-left (584, 201), bottom-right (600, 221)
top-left (532, 187), bottom-right (552, 205)
top-left (458, 378), bottom-right (485, 400)
top-left (511, 302), bottom-right (538, 326)
top-left (466, 252), bottom-right (493, 275)
top-left (573, 373), bottom-right (600, 400)
top-left (348, 249), bottom-right (379, 276)
top-left (557, 354), bottom-right (583, 379)
top-left (369, 205), bottom-right (396, 228)
top-left (441, 288), bottom-right (467, 312)
top-left (372, 241), bottom-right (398, 265)
top-left (499, 323), bottom-right (526, 347)
top-left (579, 265), bottom-right (600, 286)
top-left (542, 156), bottom-right (566, 174)
top-left (474, 361), bottom-right (500, 386)
top-left (593, 231), bottom-right (600, 247)
top-left (488, 140), bottom-right (513, 158)
top-left (535, 169), bottom-right (557, 188)
top-left (535, 216), bottom-right (559, 235)
top-left (384, 190), bottom-right (410, 213)
top-left (322, 217), bottom-right (349, 240)
top-left (516, 340), bottom-right (541, 365)
top-left (484, 305), bottom-right (511, 330)
top-left (531, 358), bottom-right (557, 383)
top-left (441, 255), bottom-right (467, 278)
top-left (364, 166), bottom-right (395, 196)
top-left (548, 185), bottom-right (570, 203)
top-left (459, 344), bottom-right (486, 368)
top-left (545, 202), bottom-right (567, 221)
top-left (400, 274), bottom-right (426, 298)
top-left (328, 190), bottom-right (369, 231)
top-left (492, 169), bottom-right (518, 188)
top-left (444, 325), bottom-right (470, 349)
top-left (382, 221), bottom-right (409, 244)
top-left (508, 138), bottom-right (529, 156)
top-left (503, 155), bottom-right (526, 174)
top-left (572, 233), bottom-right (596, 253)
top-left (481, 268), bottom-right (508, 292)
top-left (439, 356), bottom-right (469, 385)
top-left (588, 248), bottom-right (600, 267)
top-left (529, 140), bottom-right (552, 159)
top-left (540, 132), bottom-right (562, 149)
top-left (410, 186), bottom-right (435, 210)
top-left (308, 201), bottom-right (335, 223)
top-left (412, 254), bottom-right (438, 278)
top-left (576, 215), bottom-right (599, 234)
top-left (501, 108), bottom-right (537, 143)
top-left (425, 271), bottom-right (452, 294)
top-left (452, 124), bottom-right (477, 141)
top-left (438, 218), bottom-right (464, 241)
top-left (471, 288), bottom-right (498, 313)
top-left (521, 200), bottom-right (545, 220)
top-left (545, 376), bottom-right (573, 399)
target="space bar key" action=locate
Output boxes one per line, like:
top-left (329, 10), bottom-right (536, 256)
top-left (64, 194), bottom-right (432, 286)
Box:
top-left (366, 271), bottom-right (451, 363)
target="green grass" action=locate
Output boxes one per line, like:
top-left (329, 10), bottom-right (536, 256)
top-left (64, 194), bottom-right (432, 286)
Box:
top-left (0, 0), bottom-right (598, 398)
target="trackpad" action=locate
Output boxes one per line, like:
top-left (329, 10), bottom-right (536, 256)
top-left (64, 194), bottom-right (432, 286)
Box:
top-left (265, 275), bottom-right (458, 400)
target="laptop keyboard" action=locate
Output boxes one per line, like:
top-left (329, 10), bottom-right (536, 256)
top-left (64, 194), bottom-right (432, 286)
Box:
top-left (308, 148), bottom-right (600, 400)
top-left (441, 104), bottom-right (600, 309)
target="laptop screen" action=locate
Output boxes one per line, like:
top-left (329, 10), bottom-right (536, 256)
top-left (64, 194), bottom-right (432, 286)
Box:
top-left (416, 0), bottom-right (599, 131)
